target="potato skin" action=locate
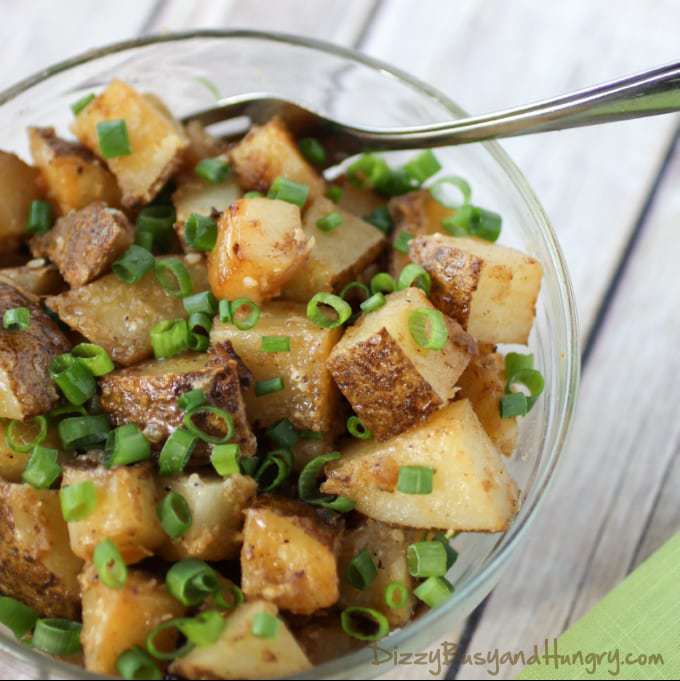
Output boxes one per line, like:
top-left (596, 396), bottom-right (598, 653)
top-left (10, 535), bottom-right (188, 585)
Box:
top-left (0, 262), bottom-right (65, 296)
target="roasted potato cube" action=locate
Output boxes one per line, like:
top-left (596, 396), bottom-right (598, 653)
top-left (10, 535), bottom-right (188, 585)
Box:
top-left (0, 419), bottom-right (61, 482)
top-left (230, 116), bottom-right (324, 199)
top-left (171, 600), bottom-right (311, 679)
top-left (0, 482), bottom-right (83, 618)
top-left (46, 255), bottom-right (208, 366)
top-left (0, 151), bottom-right (42, 253)
top-left (409, 234), bottom-right (543, 344)
top-left (0, 283), bottom-right (70, 419)
top-left (335, 175), bottom-right (387, 218)
top-left (208, 197), bottom-right (310, 304)
top-left (292, 614), bottom-right (363, 666)
top-left (80, 564), bottom-right (185, 675)
top-left (327, 288), bottom-right (474, 441)
top-left (159, 472), bottom-right (256, 561)
top-left (323, 399), bottom-right (519, 532)
top-left (291, 430), bottom-right (341, 470)
top-left (71, 79), bottom-right (188, 207)
top-left (61, 462), bottom-right (164, 563)
top-left (338, 519), bottom-right (416, 627)
top-left (182, 120), bottom-right (228, 168)
top-left (211, 301), bottom-right (341, 432)
top-left (28, 126), bottom-right (121, 213)
top-left (241, 496), bottom-right (341, 615)
top-left (0, 261), bottom-right (65, 296)
top-left (30, 202), bottom-right (133, 287)
top-left (457, 350), bottom-right (517, 456)
top-left (282, 195), bottom-right (385, 302)
top-left (100, 343), bottom-right (256, 457)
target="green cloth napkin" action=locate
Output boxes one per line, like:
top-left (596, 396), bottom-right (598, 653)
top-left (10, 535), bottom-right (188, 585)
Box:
top-left (517, 532), bottom-right (680, 680)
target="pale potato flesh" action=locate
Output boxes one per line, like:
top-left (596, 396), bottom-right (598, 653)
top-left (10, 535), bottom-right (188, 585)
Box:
top-left (0, 420), bottom-right (61, 482)
top-left (0, 262), bottom-right (65, 296)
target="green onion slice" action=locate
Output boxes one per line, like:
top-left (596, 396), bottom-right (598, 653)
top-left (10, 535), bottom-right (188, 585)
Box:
top-left (243, 190), bottom-right (263, 199)
top-left (506, 367), bottom-right (544, 411)
top-left (340, 607), bottom-right (389, 641)
top-left (195, 157), bottom-right (230, 184)
top-left (261, 335), bottom-right (290, 353)
top-left (25, 200), bottom-right (53, 235)
top-left (97, 119), bottom-right (132, 159)
top-left (215, 583), bottom-right (244, 611)
top-left (185, 213), bottom-right (217, 252)
top-left (442, 204), bottom-right (502, 242)
top-left (407, 541), bottom-right (448, 577)
top-left (32, 618), bottom-right (82, 655)
top-left (255, 377), bottom-right (284, 397)
top-left (298, 451), bottom-right (355, 512)
top-left (113, 245), bottom-right (155, 284)
top-left (307, 292), bottom-right (352, 329)
top-left (397, 465), bottom-right (434, 495)
top-left (393, 230), bottom-right (414, 254)
top-left (298, 137), bottom-right (326, 165)
top-left (93, 538), bottom-right (127, 589)
top-left (409, 308), bottom-right (448, 350)
top-left (21, 446), bottom-right (61, 489)
top-left (397, 263), bottom-right (432, 295)
top-left (58, 414), bottom-right (110, 450)
top-left (231, 298), bottom-right (260, 330)
top-left (265, 419), bottom-right (298, 449)
top-left (150, 319), bottom-right (190, 359)
top-left (210, 443), bottom-right (240, 477)
top-left (267, 176), bottom-right (309, 207)
top-left (325, 185), bottom-right (343, 203)
top-left (166, 559), bottom-right (219, 606)
top-left (359, 292), bottom-right (385, 314)
top-left (0, 596), bottom-right (38, 639)
top-left (339, 280), bottom-right (370, 304)
top-left (72, 343), bottom-right (114, 376)
top-left (364, 206), bottom-right (393, 234)
top-left (255, 452), bottom-right (292, 492)
top-left (105, 424), bottom-right (151, 467)
top-left (3, 307), bottom-right (30, 331)
top-left (413, 575), bottom-right (455, 609)
top-left (178, 610), bottom-right (225, 647)
top-left (145, 619), bottom-right (194, 661)
top-left (403, 150), bottom-right (442, 184)
top-left (384, 582), bottom-right (409, 610)
top-left (218, 299), bottom-right (232, 323)
top-left (116, 646), bottom-right (162, 680)
top-left (370, 272), bottom-right (396, 295)
top-left (157, 492), bottom-right (192, 538)
top-left (158, 428), bottom-right (196, 476)
top-left (60, 480), bottom-right (97, 522)
top-left (429, 175), bottom-right (472, 207)
top-left (500, 392), bottom-right (528, 418)
top-left (155, 258), bottom-right (193, 298)
top-left (183, 405), bottom-right (234, 444)
top-left (316, 211), bottom-right (343, 233)
top-left (49, 353), bottom-right (97, 406)
top-left (70, 93), bottom-right (95, 116)
top-left (251, 611), bottom-right (279, 639)
top-left (6, 415), bottom-right (48, 453)
top-left (177, 389), bottom-right (207, 412)
top-left (346, 549), bottom-right (378, 590)
top-left (433, 531), bottom-right (459, 569)
top-left (347, 415), bottom-right (372, 440)
top-left (183, 291), bottom-right (217, 316)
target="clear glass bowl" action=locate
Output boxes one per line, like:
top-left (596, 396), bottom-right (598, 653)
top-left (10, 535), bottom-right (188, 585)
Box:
top-left (0, 31), bottom-right (579, 680)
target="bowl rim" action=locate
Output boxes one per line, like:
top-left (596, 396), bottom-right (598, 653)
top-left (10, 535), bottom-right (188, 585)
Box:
top-left (0, 29), bottom-right (580, 680)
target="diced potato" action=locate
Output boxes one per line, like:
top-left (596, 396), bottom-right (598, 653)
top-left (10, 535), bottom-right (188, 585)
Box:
top-left (182, 120), bottom-right (228, 168)
top-left (0, 150), bottom-right (42, 253)
top-left (241, 496), bottom-right (341, 615)
top-left (292, 614), bottom-right (364, 666)
top-left (322, 399), bottom-right (519, 533)
top-left (30, 202), bottom-right (133, 287)
top-left (388, 189), bottom-right (454, 275)
top-left (159, 472), bottom-right (257, 561)
top-left (335, 175), bottom-right (386, 217)
top-left (0, 419), bottom-right (61, 482)
top-left (282, 195), bottom-right (385, 302)
top-left (171, 600), bottom-right (311, 679)
top-left (28, 126), bottom-right (121, 213)
top-left (211, 301), bottom-right (341, 432)
top-left (0, 482), bottom-right (83, 618)
top-left (80, 564), bottom-right (185, 676)
top-left (338, 519), bottom-right (416, 627)
top-left (208, 197), bottom-right (310, 304)
top-left (100, 343), bottom-right (257, 457)
top-left (230, 116), bottom-right (324, 199)
top-left (0, 261), bottom-right (65, 296)
top-left (457, 350), bottom-right (517, 456)
top-left (291, 430), bottom-right (341, 470)
top-left (61, 461), bottom-right (164, 564)
top-left (409, 234), bottom-right (543, 344)
top-left (327, 288), bottom-right (475, 441)
top-left (46, 255), bottom-right (209, 366)
top-left (71, 79), bottom-right (188, 207)
top-left (0, 283), bottom-right (70, 419)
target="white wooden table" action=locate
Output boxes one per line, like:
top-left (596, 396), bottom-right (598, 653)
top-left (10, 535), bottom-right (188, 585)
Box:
top-left (2, 1), bottom-right (679, 679)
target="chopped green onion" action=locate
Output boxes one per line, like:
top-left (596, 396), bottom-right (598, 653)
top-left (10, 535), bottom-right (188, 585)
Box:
top-left (58, 414), bottom-right (110, 450)
top-left (72, 343), bottom-right (114, 376)
top-left (105, 424), bottom-right (151, 467)
top-left (393, 230), bottom-right (414, 254)
top-left (188, 331), bottom-right (209, 352)
top-left (384, 582), bottom-right (409, 610)
top-left (135, 230), bottom-right (154, 251)
top-left (116, 646), bottom-right (162, 680)
top-left (347, 154), bottom-right (390, 189)
top-left (326, 185), bottom-right (343, 203)
top-left (183, 405), bottom-right (234, 444)
top-left (166, 559), bottom-right (219, 606)
top-left (49, 353), bottom-right (97, 406)
top-left (500, 392), bottom-right (528, 418)
top-left (59, 481), bottom-right (97, 522)
top-left (508, 368), bottom-right (545, 410)
top-left (255, 452), bottom-right (291, 492)
top-left (94, 538), bottom-right (127, 589)
top-left (184, 213), bottom-right (217, 252)
top-left (137, 204), bottom-right (176, 234)
top-left (25, 200), bottom-right (53, 235)
top-left (255, 377), bottom-right (284, 396)
top-left (47, 404), bottom-right (87, 420)
top-left (113, 244), bottom-right (155, 284)
top-left (70, 93), bottom-right (95, 116)
top-left (299, 429), bottom-right (323, 440)
top-left (267, 176), bottom-right (309, 207)
top-left (32, 618), bottom-right (82, 655)
top-left (346, 549), bottom-right (378, 590)
top-left (195, 157), bottom-right (230, 184)
top-left (403, 150), bottom-right (442, 184)
top-left (22, 446), bottom-right (61, 489)
top-left (407, 541), bottom-right (448, 577)
top-left (231, 298), bottom-right (260, 330)
top-left (183, 291), bottom-right (217, 316)
top-left (340, 607), bottom-right (389, 641)
top-left (374, 167), bottom-right (415, 197)
top-left (505, 352), bottom-right (534, 379)
top-left (397, 465), bottom-right (434, 495)
top-left (370, 272), bottom-right (396, 295)
top-left (243, 190), bottom-right (263, 199)
top-left (316, 211), bottom-right (343, 233)
top-left (178, 610), bottom-right (225, 646)
top-left (266, 419), bottom-right (298, 449)
top-left (157, 491), bottom-right (192, 538)
top-left (6, 415), bottom-right (48, 453)
top-left (298, 137), bottom-right (326, 165)
top-left (188, 311), bottom-right (213, 336)
top-left (347, 415), bottom-right (372, 440)
top-left (155, 258), bottom-right (193, 298)
top-left (215, 583), bottom-right (244, 611)
top-left (307, 292), bottom-right (352, 329)
top-left (409, 308), bottom-right (448, 350)
top-left (261, 335), bottom-right (290, 353)
top-left (158, 428), bottom-right (197, 476)
top-left (3, 307), bottom-right (30, 331)
top-left (298, 451), bottom-right (355, 512)
top-left (398, 263), bottom-right (431, 295)
top-left (210, 443), bottom-right (240, 477)
top-left (97, 119), bottom-right (132, 158)
top-left (359, 292), bottom-right (385, 314)
top-left (429, 175), bottom-right (472, 207)
top-left (239, 455), bottom-right (259, 477)
top-left (0, 596), bottom-right (38, 639)
top-left (340, 281), bottom-right (370, 307)
top-left (442, 205), bottom-right (502, 242)
top-left (433, 531), bottom-right (459, 569)
top-left (177, 389), bottom-right (207, 412)
top-left (413, 575), bottom-right (455, 609)
top-left (251, 611), bottom-right (279, 639)
top-left (218, 299), bottom-right (232, 323)
top-left (364, 206), bottom-right (393, 234)
top-left (145, 619), bottom-right (194, 661)
top-left (150, 319), bottom-right (190, 359)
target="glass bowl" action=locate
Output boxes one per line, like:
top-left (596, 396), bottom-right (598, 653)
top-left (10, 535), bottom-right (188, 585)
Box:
top-left (0, 30), bottom-right (579, 680)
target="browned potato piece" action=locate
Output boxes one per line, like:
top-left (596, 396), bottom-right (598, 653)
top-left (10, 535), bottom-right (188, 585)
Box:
top-left (409, 233), bottom-right (543, 344)
top-left (0, 151), bottom-right (42, 253)
top-left (292, 614), bottom-right (364, 666)
top-left (159, 472), bottom-right (257, 561)
top-left (211, 301), bottom-right (341, 433)
top-left (335, 175), bottom-right (386, 217)
top-left (46, 255), bottom-right (208, 366)
top-left (338, 519), bottom-right (416, 627)
top-left (323, 400), bottom-right (519, 533)
top-left (0, 261), bottom-right (65, 296)
top-left (0, 482), bottom-right (83, 618)
top-left (71, 79), bottom-right (188, 207)
top-left (182, 120), bottom-right (227, 168)
top-left (241, 496), bottom-right (341, 615)
top-left (457, 350), bottom-right (517, 456)
top-left (327, 288), bottom-right (475, 441)
top-left (0, 419), bottom-right (61, 482)
top-left (80, 564), bottom-right (185, 675)
top-left (28, 126), bottom-right (121, 213)
top-left (208, 197), bottom-right (310, 304)
top-left (230, 116), bottom-right (324, 198)
top-left (30, 202), bottom-right (133, 287)
top-left (0, 283), bottom-right (70, 419)
top-left (282, 195), bottom-right (385, 302)
top-left (291, 430), bottom-right (341, 470)
top-left (100, 343), bottom-right (256, 457)
top-left (61, 461), bottom-right (164, 564)
top-left (171, 600), bottom-right (311, 679)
